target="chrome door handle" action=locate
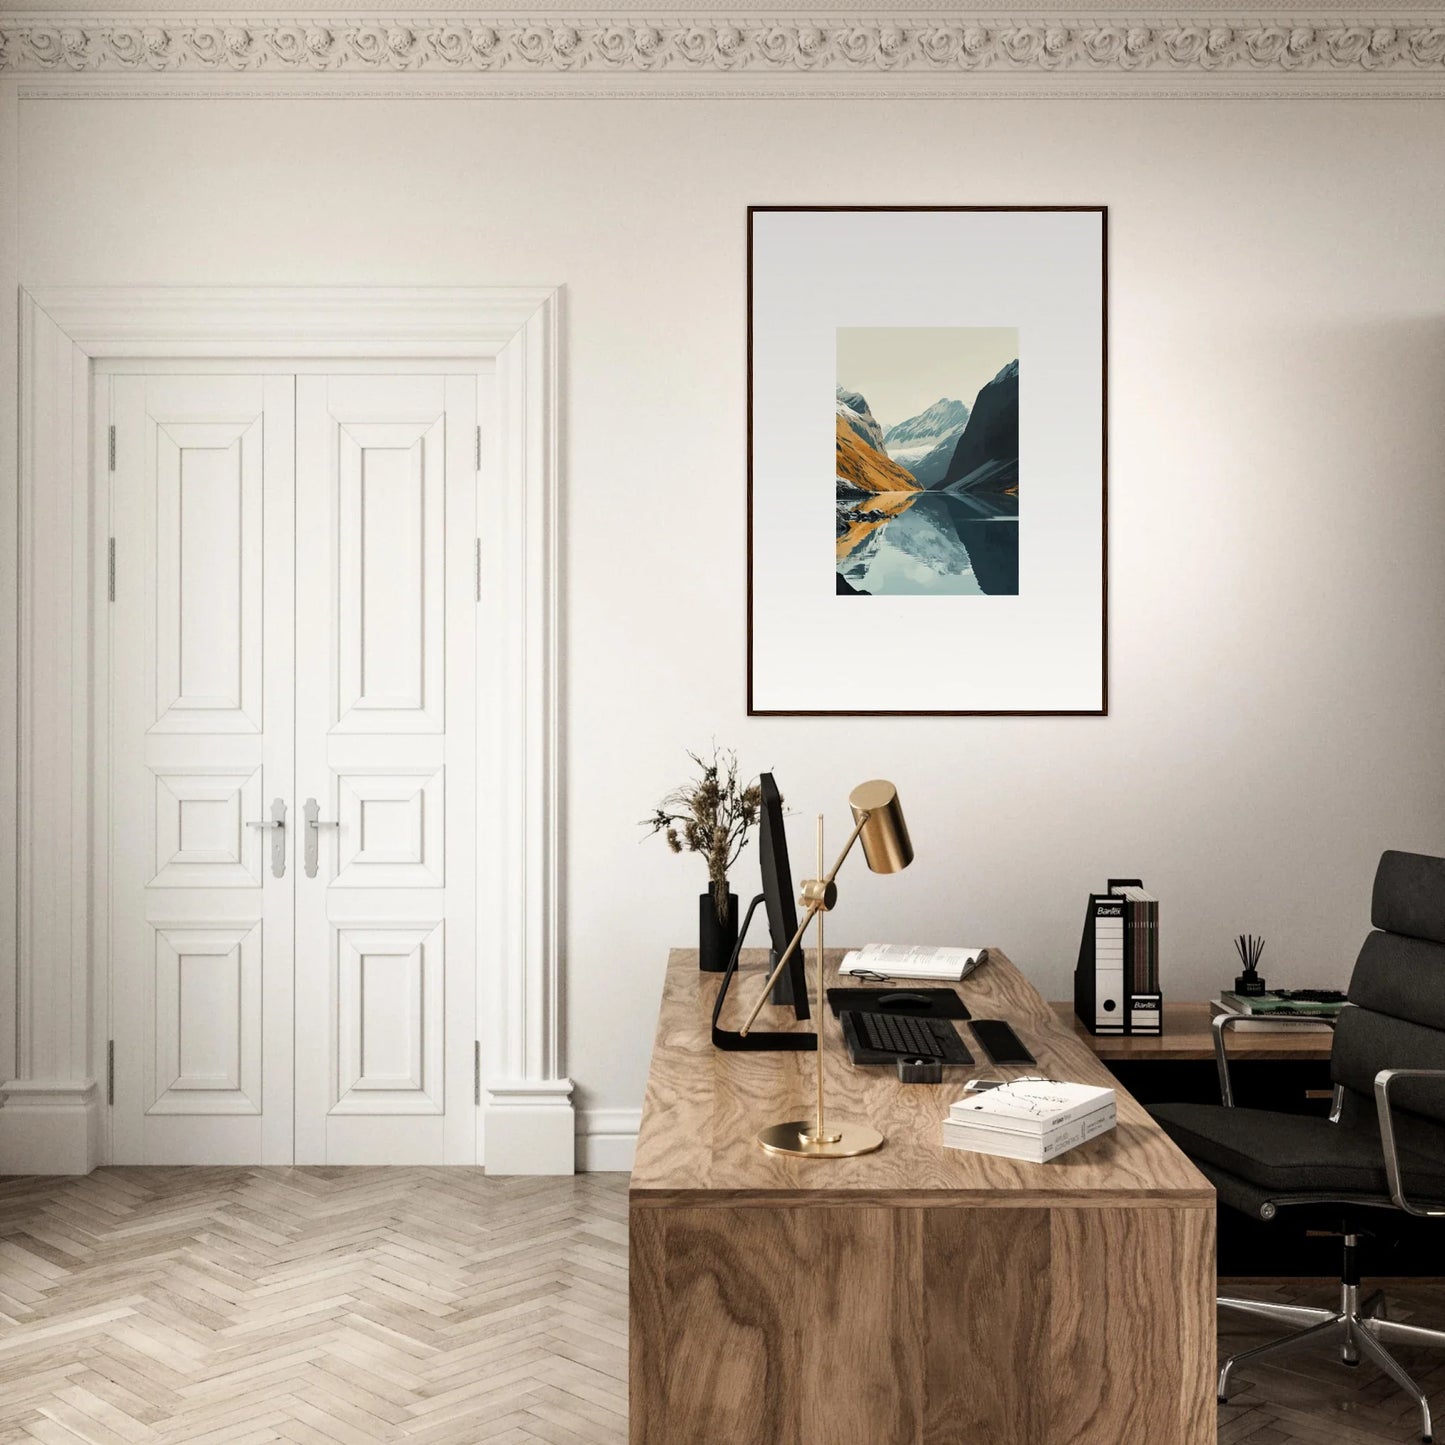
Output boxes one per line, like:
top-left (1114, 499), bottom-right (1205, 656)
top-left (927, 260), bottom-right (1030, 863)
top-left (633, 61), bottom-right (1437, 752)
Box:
top-left (303, 797), bottom-right (339, 879)
top-left (246, 798), bottom-right (288, 878)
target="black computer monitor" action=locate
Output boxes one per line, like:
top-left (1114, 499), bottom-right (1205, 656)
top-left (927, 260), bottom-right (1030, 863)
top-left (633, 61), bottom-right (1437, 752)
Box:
top-left (709, 772), bottom-right (816, 1051)
top-left (758, 773), bottom-right (810, 1020)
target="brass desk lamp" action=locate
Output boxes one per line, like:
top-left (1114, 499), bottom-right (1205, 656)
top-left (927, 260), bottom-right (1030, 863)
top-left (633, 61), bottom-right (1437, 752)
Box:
top-left (738, 779), bottom-right (913, 1158)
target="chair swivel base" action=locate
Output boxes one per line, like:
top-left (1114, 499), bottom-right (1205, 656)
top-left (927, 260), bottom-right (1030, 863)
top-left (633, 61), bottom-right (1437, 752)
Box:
top-left (1219, 1283), bottom-right (1445, 1443)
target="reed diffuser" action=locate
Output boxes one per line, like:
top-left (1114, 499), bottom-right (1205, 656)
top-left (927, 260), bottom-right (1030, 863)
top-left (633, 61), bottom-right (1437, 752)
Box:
top-left (1234, 934), bottom-right (1267, 997)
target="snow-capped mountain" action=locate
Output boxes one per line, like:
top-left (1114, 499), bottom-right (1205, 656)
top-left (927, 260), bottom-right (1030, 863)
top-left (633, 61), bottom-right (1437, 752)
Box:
top-left (882, 397), bottom-right (970, 466)
top-left (836, 387), bottom-right (887, 453)
top-left (880, 397), bottom-right (970, 490)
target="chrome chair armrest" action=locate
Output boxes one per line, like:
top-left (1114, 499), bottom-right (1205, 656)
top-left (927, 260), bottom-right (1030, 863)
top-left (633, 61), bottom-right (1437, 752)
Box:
top-left (1374, 1068), bottom-right (1445, 1217)
top-left (1212, 1010), bottom-right (1339, 1108)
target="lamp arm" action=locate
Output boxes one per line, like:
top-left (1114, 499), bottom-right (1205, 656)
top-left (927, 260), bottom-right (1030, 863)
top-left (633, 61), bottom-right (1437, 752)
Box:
top-left (818, 811), bottom-right (871, 891)
top-left (738, 812), bottom-right (871, 1038)
top-left (737, 901), bottom-right (822, 1039)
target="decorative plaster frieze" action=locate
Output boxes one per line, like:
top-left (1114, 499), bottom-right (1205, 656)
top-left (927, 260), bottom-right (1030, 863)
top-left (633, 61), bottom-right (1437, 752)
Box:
top-left (2, 14), bottom-right (1444, 77)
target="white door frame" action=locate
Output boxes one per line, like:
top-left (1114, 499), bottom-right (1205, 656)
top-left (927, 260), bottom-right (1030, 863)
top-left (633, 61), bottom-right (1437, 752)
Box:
top-left (1, 286), bottom-right (572, 1176)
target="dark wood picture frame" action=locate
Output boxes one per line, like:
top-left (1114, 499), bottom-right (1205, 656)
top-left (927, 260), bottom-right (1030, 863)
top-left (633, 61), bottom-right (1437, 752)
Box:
top-left (746, 204), bottom-right (1109, 717)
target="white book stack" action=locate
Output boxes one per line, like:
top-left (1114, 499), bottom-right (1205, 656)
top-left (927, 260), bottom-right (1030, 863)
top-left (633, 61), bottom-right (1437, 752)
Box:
top-left (942, 1080), bottom-right (1117, 1163)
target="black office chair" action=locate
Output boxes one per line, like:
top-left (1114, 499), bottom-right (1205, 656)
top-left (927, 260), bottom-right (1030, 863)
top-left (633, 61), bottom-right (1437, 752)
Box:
top-left (1150, 849), bottom-right (1445, 1443)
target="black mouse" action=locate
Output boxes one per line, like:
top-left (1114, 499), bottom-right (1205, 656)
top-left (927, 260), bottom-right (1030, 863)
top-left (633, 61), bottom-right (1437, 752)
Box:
top-left (877, 991), bottom-right (931, 1011)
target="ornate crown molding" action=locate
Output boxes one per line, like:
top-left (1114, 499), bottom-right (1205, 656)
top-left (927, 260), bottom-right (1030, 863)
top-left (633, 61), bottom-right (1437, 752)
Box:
top-left (3, 13), bottom-right (1444, 81)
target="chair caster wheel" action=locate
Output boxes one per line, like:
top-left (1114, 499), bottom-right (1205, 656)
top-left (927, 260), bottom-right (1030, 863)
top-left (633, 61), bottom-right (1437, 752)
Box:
top-left (1343, 1358), bottom-right (1359, 1367)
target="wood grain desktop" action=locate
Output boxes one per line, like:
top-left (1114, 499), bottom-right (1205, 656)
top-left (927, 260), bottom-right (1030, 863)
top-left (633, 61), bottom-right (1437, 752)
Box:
top-left (629, 948), bottom-right (1216, 1445)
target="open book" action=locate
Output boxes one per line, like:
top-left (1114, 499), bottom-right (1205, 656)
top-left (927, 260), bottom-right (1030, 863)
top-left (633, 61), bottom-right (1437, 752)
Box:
top-left (838, 943), bottom-right (987, 982)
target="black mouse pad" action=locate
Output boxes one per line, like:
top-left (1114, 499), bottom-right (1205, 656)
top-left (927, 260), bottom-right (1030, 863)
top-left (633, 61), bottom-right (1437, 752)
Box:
top-left (826, 987), bottom-right (970, 1020)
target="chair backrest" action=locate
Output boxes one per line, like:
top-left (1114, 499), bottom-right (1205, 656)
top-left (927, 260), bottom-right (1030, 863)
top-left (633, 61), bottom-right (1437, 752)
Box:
top-left (1332, 851), bottom-right (1445, 1137)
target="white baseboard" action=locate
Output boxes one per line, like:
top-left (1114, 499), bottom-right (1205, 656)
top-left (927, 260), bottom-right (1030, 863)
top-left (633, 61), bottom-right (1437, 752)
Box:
top-left (576, 1108), bottom-right (639, 1173)
top-left (0, 1080), bottom-right (101, 1175)
top-left (483, 1079), bottom-right (576, 1175)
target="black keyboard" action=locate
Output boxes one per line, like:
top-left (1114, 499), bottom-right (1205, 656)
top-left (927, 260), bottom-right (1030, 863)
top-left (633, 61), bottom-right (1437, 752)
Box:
top-left (842, 1011), bottom-right (974, 1065)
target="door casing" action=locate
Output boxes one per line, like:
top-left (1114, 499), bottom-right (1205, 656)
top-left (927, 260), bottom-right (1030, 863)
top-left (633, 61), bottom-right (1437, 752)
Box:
top-left (5, 288), bottom-right (572, 1177)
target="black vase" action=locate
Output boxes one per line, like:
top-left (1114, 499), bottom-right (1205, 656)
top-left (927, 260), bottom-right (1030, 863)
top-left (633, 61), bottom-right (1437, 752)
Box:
top-left (699, 889), bottom-right (739, 973)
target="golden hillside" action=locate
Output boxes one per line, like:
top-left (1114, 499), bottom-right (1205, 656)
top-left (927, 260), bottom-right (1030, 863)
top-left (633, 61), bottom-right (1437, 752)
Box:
top-left (836, 417), bottom-right (921, 494)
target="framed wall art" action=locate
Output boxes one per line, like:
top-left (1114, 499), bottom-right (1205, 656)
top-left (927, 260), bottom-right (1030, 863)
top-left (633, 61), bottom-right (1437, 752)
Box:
top-left (747, 205), bottom-right (1107, 716)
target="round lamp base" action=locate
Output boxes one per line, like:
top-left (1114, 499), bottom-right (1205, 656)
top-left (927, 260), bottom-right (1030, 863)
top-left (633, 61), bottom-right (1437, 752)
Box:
top-left (756, 1119), bottom-right (884, 1158)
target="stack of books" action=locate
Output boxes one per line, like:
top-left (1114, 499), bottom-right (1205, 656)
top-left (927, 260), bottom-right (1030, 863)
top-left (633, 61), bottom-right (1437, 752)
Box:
top-left (942, 1080), bottom-right (1117, 1163)
top-left (1118, 886), bottom-right (1159, 1000)
top-left (1211, 989), bottom-right (1345, 1033)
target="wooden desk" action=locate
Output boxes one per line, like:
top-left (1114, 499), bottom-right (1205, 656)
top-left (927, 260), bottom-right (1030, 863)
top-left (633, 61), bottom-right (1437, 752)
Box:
top-left (1052, 1000), bottom-right (1334, 1062)
top-left (630, 949), bottom-right (1215, 1445)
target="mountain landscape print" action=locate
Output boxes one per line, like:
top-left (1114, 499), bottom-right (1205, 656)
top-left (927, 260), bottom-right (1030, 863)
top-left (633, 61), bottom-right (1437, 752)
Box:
top-left (836, 327), bottom-right (1019, 596)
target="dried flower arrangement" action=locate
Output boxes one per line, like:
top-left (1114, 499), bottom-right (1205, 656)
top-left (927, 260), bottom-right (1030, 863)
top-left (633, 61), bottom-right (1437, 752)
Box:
top-left (643, 746), bottom-right (763, 923)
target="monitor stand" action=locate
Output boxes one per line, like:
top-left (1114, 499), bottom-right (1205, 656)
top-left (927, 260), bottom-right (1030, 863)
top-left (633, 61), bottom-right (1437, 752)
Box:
top-left (711, 895), bottom-right (817, 1053)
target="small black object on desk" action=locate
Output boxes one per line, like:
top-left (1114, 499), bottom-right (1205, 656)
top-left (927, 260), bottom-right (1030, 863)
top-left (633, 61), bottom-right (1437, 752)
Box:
top-left (970, 1018), bottom-right (1036, 1066)
top-left (826, 986), bottom-right (970, 1021)
top-left (896, 1058), bottom-right (944, 1083)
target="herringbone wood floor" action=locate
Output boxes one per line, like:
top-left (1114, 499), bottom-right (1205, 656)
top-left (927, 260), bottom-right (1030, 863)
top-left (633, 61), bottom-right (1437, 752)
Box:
top-left (1, 1169), bottom-right (1443, 1443)
top-left (0, 1169), bottom-right (628, 1445)
top-left (1218, 1279), bottom-right (1445, 1444)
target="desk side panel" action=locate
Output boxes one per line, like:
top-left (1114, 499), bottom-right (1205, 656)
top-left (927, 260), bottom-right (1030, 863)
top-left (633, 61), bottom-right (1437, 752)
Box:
top-left (630, 1199), bottom-right (1214, 1445)
top-left (629, 1206), bottom-right (666, 1443)
top-left (922, 1207), bottom-right (1051, 1443)
top-left (1049, 1204), bottom-right (1216, 1445)
top-left (630, 1203), bottom-right (922, 1445)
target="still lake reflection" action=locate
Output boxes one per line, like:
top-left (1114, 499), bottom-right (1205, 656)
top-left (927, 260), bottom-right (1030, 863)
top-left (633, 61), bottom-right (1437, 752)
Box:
top-left (837, 491), bottom-right (1019, 597)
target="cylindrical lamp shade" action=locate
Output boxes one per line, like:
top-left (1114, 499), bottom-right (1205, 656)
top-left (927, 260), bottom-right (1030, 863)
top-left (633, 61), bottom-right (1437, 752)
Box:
top-left (848, 780), bottom-right (914, 874)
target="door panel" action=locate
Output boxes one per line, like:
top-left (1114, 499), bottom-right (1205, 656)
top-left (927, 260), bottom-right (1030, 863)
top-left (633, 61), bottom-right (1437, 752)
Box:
top-left (110, 374), bottom-right (295, 1164)
top-left (294, 374), bottom-right (477, 1164)
top-left (335, 419), bottom-right (445, 732)
top-left (108, 366), bottom-right (479, 1166)
top-left (152, 422), bottom-right (264, 732)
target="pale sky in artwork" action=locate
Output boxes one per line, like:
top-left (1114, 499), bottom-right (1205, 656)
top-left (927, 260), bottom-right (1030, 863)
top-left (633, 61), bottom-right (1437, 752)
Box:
top-left (836, 327), bottom-right (1018, 433)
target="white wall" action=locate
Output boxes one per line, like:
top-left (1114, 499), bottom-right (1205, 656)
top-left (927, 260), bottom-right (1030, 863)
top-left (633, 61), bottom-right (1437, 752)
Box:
top-left (15, 95), bottom-right (1445, 1152)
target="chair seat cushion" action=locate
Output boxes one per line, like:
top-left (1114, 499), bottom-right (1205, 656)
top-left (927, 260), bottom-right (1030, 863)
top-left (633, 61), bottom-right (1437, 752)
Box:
top-left (1148, 1102), bottom-right (1445, 1199)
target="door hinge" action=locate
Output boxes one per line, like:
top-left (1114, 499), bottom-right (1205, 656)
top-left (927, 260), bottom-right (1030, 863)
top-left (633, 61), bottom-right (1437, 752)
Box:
top-left (106, 1040), bottom-right (115, 1105)
top-left (474, 538), bottom-right (482, 602)
top-left (475, 424), bottom-right (482, 472)
top-left (474, 1041), bottom-right (481, 1106)
top-left (107, 424), bottom-right (116, 472)
top-left (107, 538), bottom-right (116, 602)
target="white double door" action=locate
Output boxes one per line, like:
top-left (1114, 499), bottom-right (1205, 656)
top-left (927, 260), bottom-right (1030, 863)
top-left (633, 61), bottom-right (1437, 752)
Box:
top-left (109, 369), bottom-right (480, 1165)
